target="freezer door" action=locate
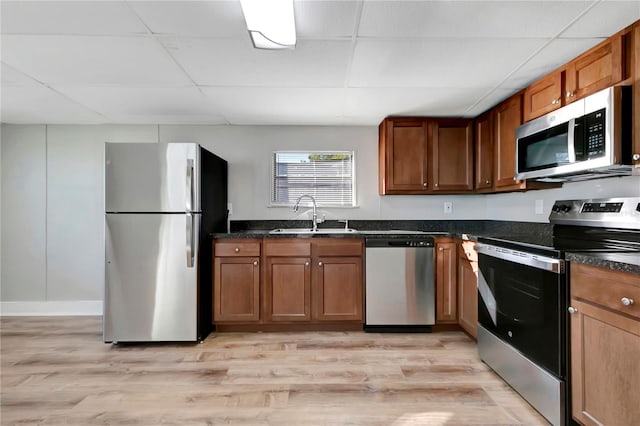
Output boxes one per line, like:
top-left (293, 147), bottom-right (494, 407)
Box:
top-left (104, 213), bottom-right (200, 342)
top-left (105, 143), bottom-right (200, 213)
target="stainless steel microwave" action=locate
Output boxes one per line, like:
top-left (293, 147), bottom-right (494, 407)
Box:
top-left (515, 86), bottom-right (632, 182)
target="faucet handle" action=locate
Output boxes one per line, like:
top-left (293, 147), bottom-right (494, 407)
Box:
top-left (316, 214), bottom-right (326, 224)
top-left (338, 219), bottom-right (349, 230)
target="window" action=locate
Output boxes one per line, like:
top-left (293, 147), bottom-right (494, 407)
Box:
top-left (271, 151), bottom-right (355, 207)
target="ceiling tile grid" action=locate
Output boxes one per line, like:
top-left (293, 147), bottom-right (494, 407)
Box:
top-left (1, 0), bottom-right (638, 125)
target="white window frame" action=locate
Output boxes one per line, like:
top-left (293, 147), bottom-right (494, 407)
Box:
top-left (270, 150), bottom-right (357, 208)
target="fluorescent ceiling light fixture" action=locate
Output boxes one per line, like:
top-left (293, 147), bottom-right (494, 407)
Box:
top-left (240, 0), bottom-right (296, 49)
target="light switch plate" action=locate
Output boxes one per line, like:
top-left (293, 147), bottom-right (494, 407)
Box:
top-left (535, 199), bottom-right (544, 215)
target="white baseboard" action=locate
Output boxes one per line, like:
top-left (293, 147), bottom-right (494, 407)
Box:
top-left (0, 300), bottom-right (103, 316)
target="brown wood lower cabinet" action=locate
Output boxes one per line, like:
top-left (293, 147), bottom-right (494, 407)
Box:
top-left (435, 239), bottom-right (457, 324)
top-left (213, 240), bottom-right (261, 322)
top-left (457, 240), bottom-right (477, 338)
top-left (314, 256), bottom-right (363, 321)
top-left (264, 256), bottom-right (311, 322)
top-left (569, 263), bottom-right (640, 425)
top-left (214, 237), bottom-right (364, 328)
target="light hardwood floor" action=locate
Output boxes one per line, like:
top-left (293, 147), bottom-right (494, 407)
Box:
top-left (0, 317), bottom-right (548, 425)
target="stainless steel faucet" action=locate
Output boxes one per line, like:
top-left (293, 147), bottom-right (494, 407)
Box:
top-left (293, 194), bottom-right (318, 232)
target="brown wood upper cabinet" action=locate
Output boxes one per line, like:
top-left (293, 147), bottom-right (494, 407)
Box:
top-left (431, 119), bottom-right (474, 192)
top-left (379, 117), bottom-right (473, 195)
top-left (474, 110), bottom-right (494, 191)
top-left (493, 93), bottom-right (524, 190)
top-left (523, 34), bottom-right (625, 122)
top-left (569, 263), bottom-right (640, 425)
top-left (523, 71), bottom-right (563, 122)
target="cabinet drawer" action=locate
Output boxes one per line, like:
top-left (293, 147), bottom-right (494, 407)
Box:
top-left (264, 240), bottom-right (311, 257)
top-left (314, 239), bottom-right (363, 257)
top-left (215, 241), bottom-right (261, 257)
top-left (571, 263), bottom-right (640, 320)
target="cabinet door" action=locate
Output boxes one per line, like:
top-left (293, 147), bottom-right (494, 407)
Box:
top-left (435, 242), bottom-right (457, 323)
top-left (633, 22), bottom-right (640, 169)
top-left (314, 256), bottom-right (363, 322)
top-left (523, 71), bottom-right (563, 121)
top-left (457, 244), bottom-right (477, 338)
top-left (493, 94), bottom-right (524, 190)
top-left (264, 257), bottom-right (311, 322)
top-left (213, 257), bottom-right (260, 322)
top-left (431, 119), bottom-right (473, 192)
top-left (565, 35), bottom-right (623, 102)
top-left (379, 118), bottom-right (429, 194)
top-left (474, 111), bottom-right (494, 191)
top-left (570, 298), bottom-right (640, 425)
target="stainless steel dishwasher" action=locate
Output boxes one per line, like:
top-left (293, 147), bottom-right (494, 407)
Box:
top-left (364, 236), bottom-right (435, 331)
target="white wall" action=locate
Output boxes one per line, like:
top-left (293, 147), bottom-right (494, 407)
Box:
top-left (486, 176), bottom-right (640, 221)
top-left (1, 123), bottom-right (639, 314)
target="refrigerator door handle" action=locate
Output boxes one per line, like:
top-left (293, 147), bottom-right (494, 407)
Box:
top-left (186, 159), bottom-right (194, 212)
top-left (186, 213), bottom-right (194, 268)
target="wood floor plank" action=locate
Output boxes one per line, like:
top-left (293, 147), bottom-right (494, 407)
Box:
top-left (0, 316), bottom-right (549, 425)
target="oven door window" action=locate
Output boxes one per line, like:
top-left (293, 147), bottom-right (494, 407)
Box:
top-left (478, 253), bottom-right (566, 377)
top-left (517, 122), bottom-right (570, 172)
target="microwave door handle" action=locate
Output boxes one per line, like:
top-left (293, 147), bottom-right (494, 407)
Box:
top-left (567, 118), bottom-right (576, 162)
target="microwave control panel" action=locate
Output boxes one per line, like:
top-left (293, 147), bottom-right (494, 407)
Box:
top-left (584, 108), bottom-right (606, 158)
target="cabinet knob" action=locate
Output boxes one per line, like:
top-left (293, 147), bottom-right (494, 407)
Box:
top-left (318, 261), bottom-right (323, 267)
top-left (485, 180), bottom-right (490, 184)
top-left (253, 261), bottom-right (258, 266)
top-left (423, 182), bottom-right (427, 187)
top-left (566, 91), bottom-right (574, 98)
top-left (621, 297), bottom-right (635, 306)
top-left (568, 306), bottom-right (578, 314)
top-left (234, 247), bottom-right (240, 253)
top-left (633, 153), bottom-right (640, 161)
top-left (551, 98), bottom-right (560, 105)
top-left (305, 262), bottom-right (309, 267)
top-left (438, 247), bottom-right (443, 251)
top-left (434, 183), bottom-right (438, 187)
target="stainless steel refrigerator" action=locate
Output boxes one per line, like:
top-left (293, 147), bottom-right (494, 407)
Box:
top-left (104, 142), bottom-right (227, 343)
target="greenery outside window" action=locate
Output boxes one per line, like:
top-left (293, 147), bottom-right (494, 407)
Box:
top-left (271, 151), bottom-right (355, 207)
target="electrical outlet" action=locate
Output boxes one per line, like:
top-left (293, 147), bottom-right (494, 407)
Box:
top-left (227, 202), bottom-right (233, 216)
top-left (444, 202), bottom-right (453, 214)
top-left (535, 199), bottom-right (544, 215)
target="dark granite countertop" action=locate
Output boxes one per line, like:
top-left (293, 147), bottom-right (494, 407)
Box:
top-left (211, 219), bottom-right (636, 273)
top-left (565, 251), bottom-right (640, 275)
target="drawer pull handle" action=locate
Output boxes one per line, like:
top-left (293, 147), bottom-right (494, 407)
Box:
top-left (568, 306), bottom-right (578, 314)
top-left (621, 297), bottom-right (635, 306)
top-left (234, 247), bottom-right (240, 253)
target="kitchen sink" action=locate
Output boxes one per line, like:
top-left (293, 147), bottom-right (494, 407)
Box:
top-left (269, 228), bottom-right (359, 235)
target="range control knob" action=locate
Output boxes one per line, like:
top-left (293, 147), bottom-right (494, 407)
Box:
top-left (559, 204), bottom-right (572, 213)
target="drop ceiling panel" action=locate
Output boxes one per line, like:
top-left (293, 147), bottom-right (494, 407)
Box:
top-left (502, 38), bottom-right (606, 89)
top-left (349, 38), bottom-right (548, 89)
top-left (0, 1), bottom-right (147, 35)
top-left (294, 0), bottom-right (359, 38)
top-left (2, 35), bottom-right (192, 86)
top-left (128, 1), bottom-right (246, 37)
top-left (358, 1), bottom-right (592, 38)
top-left (343, 87), bottom-right (491, 120)
top-left (165, 38), bottom-right (352, 87)
top-left (57, 87), bottom-right (227, 124)
top-left (463, 88), bottom-right (523, 117)
top-left (200, 87), bottom-right (346, 125)
top-left (561, 1), bottom-right (640, 37)
top-left (1, 86), bottom-right (106, 124)
top-left (2, 63), bottom-right (40, 86)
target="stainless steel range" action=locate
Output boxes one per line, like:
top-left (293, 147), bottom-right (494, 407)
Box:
top-left (477, 197), bottom-right (640, 426)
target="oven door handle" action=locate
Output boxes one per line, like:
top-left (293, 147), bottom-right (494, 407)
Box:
top-left (477, 244), bottom-right (565, 274)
